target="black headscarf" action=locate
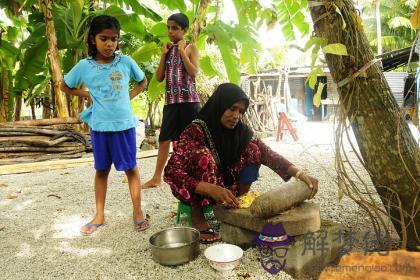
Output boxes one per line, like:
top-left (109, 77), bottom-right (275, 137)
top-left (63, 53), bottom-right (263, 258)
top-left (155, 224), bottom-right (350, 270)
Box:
top-left (196, 83), bottom-right (253, 170)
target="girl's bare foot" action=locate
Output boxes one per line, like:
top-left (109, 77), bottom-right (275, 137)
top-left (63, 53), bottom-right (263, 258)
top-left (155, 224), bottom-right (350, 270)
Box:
top-left (80, 216), bottom-right (104, 235)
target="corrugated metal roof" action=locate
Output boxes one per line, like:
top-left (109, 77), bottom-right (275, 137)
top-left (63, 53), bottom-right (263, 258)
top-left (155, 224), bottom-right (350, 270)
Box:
top-left (242, 71), bottom-right (409, 106)
top-left (383, 72), bottom-right (408, 105)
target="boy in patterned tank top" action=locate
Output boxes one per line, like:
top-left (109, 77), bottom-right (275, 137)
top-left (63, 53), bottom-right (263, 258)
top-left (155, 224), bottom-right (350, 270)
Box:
top-left (143, 13), bottom-right (201, 188)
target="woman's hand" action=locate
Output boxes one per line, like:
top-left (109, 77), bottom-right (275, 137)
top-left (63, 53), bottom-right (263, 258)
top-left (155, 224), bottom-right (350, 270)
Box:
top-left (196, 182), bottom-right (239, 208)
top-left (298, 173), bottom-right (319, 199)
top-left (209, 185), bottom-right (239, 208)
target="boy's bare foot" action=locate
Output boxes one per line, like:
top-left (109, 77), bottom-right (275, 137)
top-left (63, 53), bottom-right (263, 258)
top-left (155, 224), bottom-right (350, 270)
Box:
top-left (80, 216), bottom-right (104, 235)
top-left (142, 178), bottom-right (162, 189)
top-left (133, 210), bottom-right (151, 231)
top-left (133, 210), bottom-right (145, 222)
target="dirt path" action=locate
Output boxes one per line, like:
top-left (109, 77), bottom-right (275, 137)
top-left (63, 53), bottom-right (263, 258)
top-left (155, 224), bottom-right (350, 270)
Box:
top-left (0, 122), bottom-right (398, 279)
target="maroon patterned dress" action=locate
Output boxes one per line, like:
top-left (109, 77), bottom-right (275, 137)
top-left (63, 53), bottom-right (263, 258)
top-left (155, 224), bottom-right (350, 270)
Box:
top-left (163, 121), bottom-right (294, 206)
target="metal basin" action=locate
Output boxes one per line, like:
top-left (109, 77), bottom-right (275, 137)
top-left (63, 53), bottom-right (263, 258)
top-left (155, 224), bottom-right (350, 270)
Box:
top-left (149, 227), bottom-right (200, 266)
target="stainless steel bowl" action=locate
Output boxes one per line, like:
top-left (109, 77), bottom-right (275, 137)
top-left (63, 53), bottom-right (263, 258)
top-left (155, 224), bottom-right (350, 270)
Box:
top-left (149, 227), bottom-right (200, 266)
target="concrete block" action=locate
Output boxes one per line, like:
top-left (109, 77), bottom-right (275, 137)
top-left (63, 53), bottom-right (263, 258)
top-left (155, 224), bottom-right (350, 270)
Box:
top-left (220, 222), bottom-right (257, 250)
top-left (214, 202), bottom-right (320, 236)
top-left (281, 220), bottom-right (343, 279)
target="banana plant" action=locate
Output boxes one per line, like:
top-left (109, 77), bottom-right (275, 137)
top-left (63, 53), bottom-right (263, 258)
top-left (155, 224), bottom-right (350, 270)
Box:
top-left (1, 0), bottom-right (314, 122)
top-left (0, 25), bottom-right (19, 121)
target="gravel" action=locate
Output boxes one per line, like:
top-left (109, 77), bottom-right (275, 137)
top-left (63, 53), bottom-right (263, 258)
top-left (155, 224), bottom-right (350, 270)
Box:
top-left (0, 122), bottom-right (398, 280)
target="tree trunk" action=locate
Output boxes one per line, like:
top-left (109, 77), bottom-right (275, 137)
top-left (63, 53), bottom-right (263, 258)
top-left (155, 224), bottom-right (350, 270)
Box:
top-left (309, 0), bottom-right (419, 250)
top-left (14, 92), bottom-right (22, 121)
top-left (191, 0), bottom-right (212, 43)
top-left (42, 95), bottom-right (53, 119)
top-left (191, 0), bottom-right (212, 105)
top-left (41, 0), bottom-right (69, 118)
top-left (0, 67), bottom-right (8, 122)
top-left (30, 101), bottom-right (36, 120)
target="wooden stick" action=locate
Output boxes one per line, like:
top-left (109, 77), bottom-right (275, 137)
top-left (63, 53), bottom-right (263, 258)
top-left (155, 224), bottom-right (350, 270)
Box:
top-left (0, 152), bottom-right (84, 165)
top-left (0, 141), bottom-right (84, 147)
top-left (0, 132), bottom-right (38, 136)
top-left (0, 136), bottom-right (75, 147)
top-left (0, 117), bottom-right (80, 127)
top-left (0, 149), bottom-right (159, 175)
top-left (0, 127), bottom-right (63, 136)
top-left (0, 146), bottom-right (84, 152)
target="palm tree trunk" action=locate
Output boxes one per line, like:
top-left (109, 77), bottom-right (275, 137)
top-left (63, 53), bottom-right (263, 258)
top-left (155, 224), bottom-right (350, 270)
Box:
top-left (309, 0), bottom-right (419, 251)
top-left (40, 0), bottom-right (69, 118)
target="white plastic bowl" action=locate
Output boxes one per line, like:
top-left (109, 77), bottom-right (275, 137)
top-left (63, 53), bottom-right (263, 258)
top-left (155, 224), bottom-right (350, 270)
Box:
top-left (204, 244), bottom-right (244, 272)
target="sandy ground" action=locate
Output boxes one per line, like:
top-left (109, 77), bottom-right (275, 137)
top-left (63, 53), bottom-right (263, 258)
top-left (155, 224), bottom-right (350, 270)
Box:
top-left (0, 121), bottom-right (401, 280)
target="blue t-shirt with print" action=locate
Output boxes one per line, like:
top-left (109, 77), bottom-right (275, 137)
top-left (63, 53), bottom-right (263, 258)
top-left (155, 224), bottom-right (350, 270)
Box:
top-left (64, 54), bottom-right (145, 132)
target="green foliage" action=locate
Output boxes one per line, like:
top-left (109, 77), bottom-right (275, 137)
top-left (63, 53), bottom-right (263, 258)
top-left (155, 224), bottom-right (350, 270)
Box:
top-left (199, 55), bottom-right (221, 78)
top-left (275, 0), bottom-right (310, 40)
top-left (109, 0), bottom-right (162, 21)
top-left (14, 19), bottom-right (49, 93)
top-left (323, 43), bottom-right (348, 56)
top-left (147, 74), bottom-right (165, 102)
top-left (103, 5), bottom-right (147, 38)
top-left (53, 3), bottom-right (88, 50)
top-left (0, 41), bottom-right (18, 69)
top-left (306, 66), bottom-right (325, 90)
top-left (1, 0), bottom-right (318, 121)
top-left (304, 36), bottom-right (327, 66)
top-left (360, 0), bottom-right (417, 52)
top-left (131, 95), bottom-right (149, 119)
top-left (132, 42), bottom-right (160, 63)
top-left (150, 22), bottom-right (167, 38)
top-left (158, 0), bottom-right (187, 12)
top-left (204, 20), bottom-right (241, 83)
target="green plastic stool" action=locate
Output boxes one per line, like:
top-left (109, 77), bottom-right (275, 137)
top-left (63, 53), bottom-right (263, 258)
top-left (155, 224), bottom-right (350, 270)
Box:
top-left (176, 201), bottom-right (213, 226)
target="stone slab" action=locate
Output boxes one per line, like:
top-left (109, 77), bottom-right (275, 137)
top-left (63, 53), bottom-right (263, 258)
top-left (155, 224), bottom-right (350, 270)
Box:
top-left (220, 220), bottom-right (343, 279)
top-left (214, 202), bottom-right (320, 236)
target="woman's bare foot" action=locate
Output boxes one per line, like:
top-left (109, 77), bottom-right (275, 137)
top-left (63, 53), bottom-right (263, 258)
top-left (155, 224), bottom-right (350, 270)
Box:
top-left (142, 178), bottom-right (162, 189)
top-left (191, 204), bottom-right (221, 244)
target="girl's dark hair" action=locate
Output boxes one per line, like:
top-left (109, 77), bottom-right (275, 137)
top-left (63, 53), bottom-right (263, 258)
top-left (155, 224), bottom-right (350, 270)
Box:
top-left (87, 15), bottom-right (121, 57)
top-left (168, 13), bottom-right (189, 29)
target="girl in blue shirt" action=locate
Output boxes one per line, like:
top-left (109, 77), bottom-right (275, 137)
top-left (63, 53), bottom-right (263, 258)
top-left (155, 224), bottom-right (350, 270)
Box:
top-left (61, 15), bottom-right (149, 235)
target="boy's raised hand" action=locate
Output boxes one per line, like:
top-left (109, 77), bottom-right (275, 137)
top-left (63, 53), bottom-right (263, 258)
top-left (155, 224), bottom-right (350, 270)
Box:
top-left (177, 40), bottom-right (186, 52)
top-left (162, 43), bottom-right (170, 55)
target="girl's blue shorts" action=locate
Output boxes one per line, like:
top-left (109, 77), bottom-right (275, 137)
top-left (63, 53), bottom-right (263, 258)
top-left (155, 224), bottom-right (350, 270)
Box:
top-left (91, 128), bottom-right (137, 171)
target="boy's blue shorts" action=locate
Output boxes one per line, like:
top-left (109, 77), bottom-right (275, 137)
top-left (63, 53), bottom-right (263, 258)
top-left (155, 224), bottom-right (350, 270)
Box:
top-left (91, 128), bottom-right (137, 171)
top-left (238, 164), bottom-right (260, 184)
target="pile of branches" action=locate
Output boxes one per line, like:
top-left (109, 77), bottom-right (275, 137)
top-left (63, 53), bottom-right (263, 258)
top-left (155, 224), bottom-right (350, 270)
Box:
top-left (242, 77), bottom-right (279, 135)
top-left (0, 118), bottom-right (91, 164)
